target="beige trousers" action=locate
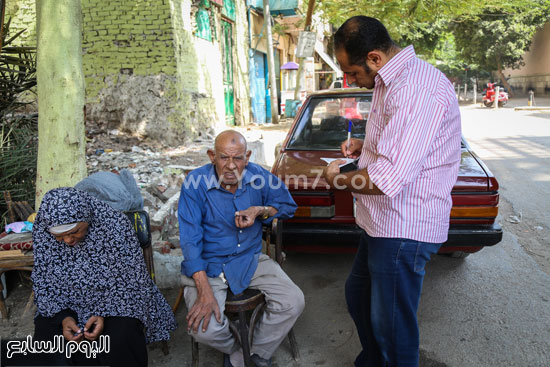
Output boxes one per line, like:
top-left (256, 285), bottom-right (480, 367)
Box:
top-left (181, 254), bottom-right (305, 359)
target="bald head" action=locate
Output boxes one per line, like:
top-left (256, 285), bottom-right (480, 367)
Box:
top-left (208, 130), bottom-right (252, 190)
top-left (214, 130), bottom-right (247, 152)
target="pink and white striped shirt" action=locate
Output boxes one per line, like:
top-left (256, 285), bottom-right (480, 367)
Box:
top-left (355, 45), bottom-right (462, 243)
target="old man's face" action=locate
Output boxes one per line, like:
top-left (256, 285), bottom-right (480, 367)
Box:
top-left (208, 132), bottom-right (251, 188)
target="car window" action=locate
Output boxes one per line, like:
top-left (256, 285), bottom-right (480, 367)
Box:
top-left (287, 95), bottom-right (372, 150)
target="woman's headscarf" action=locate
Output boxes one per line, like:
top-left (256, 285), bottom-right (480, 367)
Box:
top-left (31, 187), bottom-right (176, 343)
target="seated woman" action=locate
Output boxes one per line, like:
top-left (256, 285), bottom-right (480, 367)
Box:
top-left (31, 187), bottom-right (176, 366)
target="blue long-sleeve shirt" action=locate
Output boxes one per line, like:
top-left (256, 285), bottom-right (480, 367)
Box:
top-left (178, 162), bottom-right (297, 294)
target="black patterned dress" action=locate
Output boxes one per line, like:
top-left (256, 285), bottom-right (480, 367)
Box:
top-left (31, 187), bottom-right (176, 343)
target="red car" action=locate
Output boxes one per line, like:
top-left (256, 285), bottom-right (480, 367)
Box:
top-left (272, 89), bottom-right (502, 257)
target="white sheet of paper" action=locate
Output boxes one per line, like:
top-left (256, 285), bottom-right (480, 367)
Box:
top-left (320, 157), bottom-right (356, 167)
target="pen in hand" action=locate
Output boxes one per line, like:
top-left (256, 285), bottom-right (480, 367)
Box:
top-left (346, 120), bottom-right (352, 157)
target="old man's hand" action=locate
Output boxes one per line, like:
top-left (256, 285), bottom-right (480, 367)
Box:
top-left (187, 286), bottom-right (221, 334)
top-left (234, 206), bottom-right (262, 228)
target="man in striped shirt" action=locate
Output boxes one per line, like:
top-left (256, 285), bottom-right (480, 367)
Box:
top-left (323, 16), bottom-right (461, 367)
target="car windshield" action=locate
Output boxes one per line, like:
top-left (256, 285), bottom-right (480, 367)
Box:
top-left (287, 95), bottom-right (372, 150)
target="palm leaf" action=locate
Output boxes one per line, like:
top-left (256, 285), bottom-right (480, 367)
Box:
top-left (0, 15), bottom-right (38, 225)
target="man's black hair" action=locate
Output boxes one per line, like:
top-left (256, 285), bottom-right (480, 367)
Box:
top-left (334, 16), bottom-right (395, 66)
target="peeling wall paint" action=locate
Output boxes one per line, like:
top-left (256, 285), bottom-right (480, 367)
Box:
top-left (6, 0), bottom-right (251, 144)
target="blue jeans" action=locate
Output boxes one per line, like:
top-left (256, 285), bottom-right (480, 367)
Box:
top-left (345, 232), bottom-right (441, 367)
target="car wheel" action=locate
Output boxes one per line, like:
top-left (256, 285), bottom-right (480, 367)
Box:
top-left (483, 100), bottom-right (493, 107)
top-left (444, 251), bottom-right (470, 259)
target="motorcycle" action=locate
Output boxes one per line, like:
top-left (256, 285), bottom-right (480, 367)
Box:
top-left (482, 82), bottom-right (509, 107)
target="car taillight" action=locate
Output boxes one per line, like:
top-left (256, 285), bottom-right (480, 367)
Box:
top-left (452, 194), bottom-right (499, 206)
top-left (292, 193), bottom-right (335, 218)
top-left (450, 206), bottom-right (498, 218)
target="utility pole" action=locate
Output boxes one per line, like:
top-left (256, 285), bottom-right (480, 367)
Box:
top-left (263, 0), bottom-right (279, 124)
top-left (473, 78), bottom-right (477, 104)
top-left (293, 0), bottom-right (315, 100)
top-left (35, 0), bottom-right (87, 206)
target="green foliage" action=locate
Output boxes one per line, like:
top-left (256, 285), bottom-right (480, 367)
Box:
top-left (0, 18), bottom-right (37, 111)
top-left (0, 113), bottom-right (38, 225)
top-left (452, 1), bottom-right (550, 72)
top-left (424, 32), bottom-right (489, 81)
top-left (0, 18), bottom-right (38, 225)
top-left (316, 0), bottom-right (530, 43)
top-left (315, 0), bottom-right (550, 78)
top-left (425, 32), bottom-right (466, 79)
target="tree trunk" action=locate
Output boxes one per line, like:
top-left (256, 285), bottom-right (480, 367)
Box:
top-left (293, 0), bottom-right (315, 100)
top-left (293, 62), bottom-right (304, 100)
top-left (497, 68), bottom-right (514, 98)
top-left (263, 0), bottom-right (279, 124)
top-left (35, 0), bottom-right (87, 207)
top-left (496, 57), bottom-right (514, 98)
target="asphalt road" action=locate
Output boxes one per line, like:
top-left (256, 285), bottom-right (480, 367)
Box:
top-left (460, 99), bottom-right (550, 275)
top-left (417, 99), bottom-right (550, 366)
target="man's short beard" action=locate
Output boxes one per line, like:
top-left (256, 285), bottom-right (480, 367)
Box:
top-left (362, 63), bottom-right (372, 74)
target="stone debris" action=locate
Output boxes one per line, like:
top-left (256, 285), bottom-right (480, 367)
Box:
top-left (153, 250), bottom-right (184, 289)
top-left (507, 213), bottom-right (522, 224)
top-left (152, 192), bottom-right (181, 245)
top-left (84, 132), bottom-right (215, 287)
top-left (147, 185), bottom-right (169, 203)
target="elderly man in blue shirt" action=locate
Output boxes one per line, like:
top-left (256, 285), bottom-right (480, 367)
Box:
top-left (178, 130), bottom-right (304, 367)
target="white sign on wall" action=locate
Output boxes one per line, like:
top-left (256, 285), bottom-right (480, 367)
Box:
top-left (296, 31), bottom-right (316, 58)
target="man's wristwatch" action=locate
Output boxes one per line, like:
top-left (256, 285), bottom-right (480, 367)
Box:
top-left (261, 206), bottom-right (270, 220)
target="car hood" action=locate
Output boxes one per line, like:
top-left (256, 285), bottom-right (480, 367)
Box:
top-left (273, 148), bottom-right (491, 192)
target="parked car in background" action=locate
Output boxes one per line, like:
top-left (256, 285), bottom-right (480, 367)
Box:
top-left (272, 89), bottom-right (503, 257)
top-left (329, 75), bottom-right (355, 89)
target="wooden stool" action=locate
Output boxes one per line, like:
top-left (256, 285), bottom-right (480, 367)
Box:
top-left (187, 288), bottom-right (267, 367)
top-left (182, 285), bottom-right (299, 367)
top-left (225, 289), bottom-right (266, 367)
top-left (174, 219), bottom-right (300, 366)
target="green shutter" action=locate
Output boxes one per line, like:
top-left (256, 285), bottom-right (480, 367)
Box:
top-left (222, 0), bottom-right (236, 21)
top-left (195, 8), bottom-right (212, 41)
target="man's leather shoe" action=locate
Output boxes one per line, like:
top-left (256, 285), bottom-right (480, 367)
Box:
top-left (251, 353), bottom-right (272, 367)
top-left (223, 353), bottom-right (234, 367)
